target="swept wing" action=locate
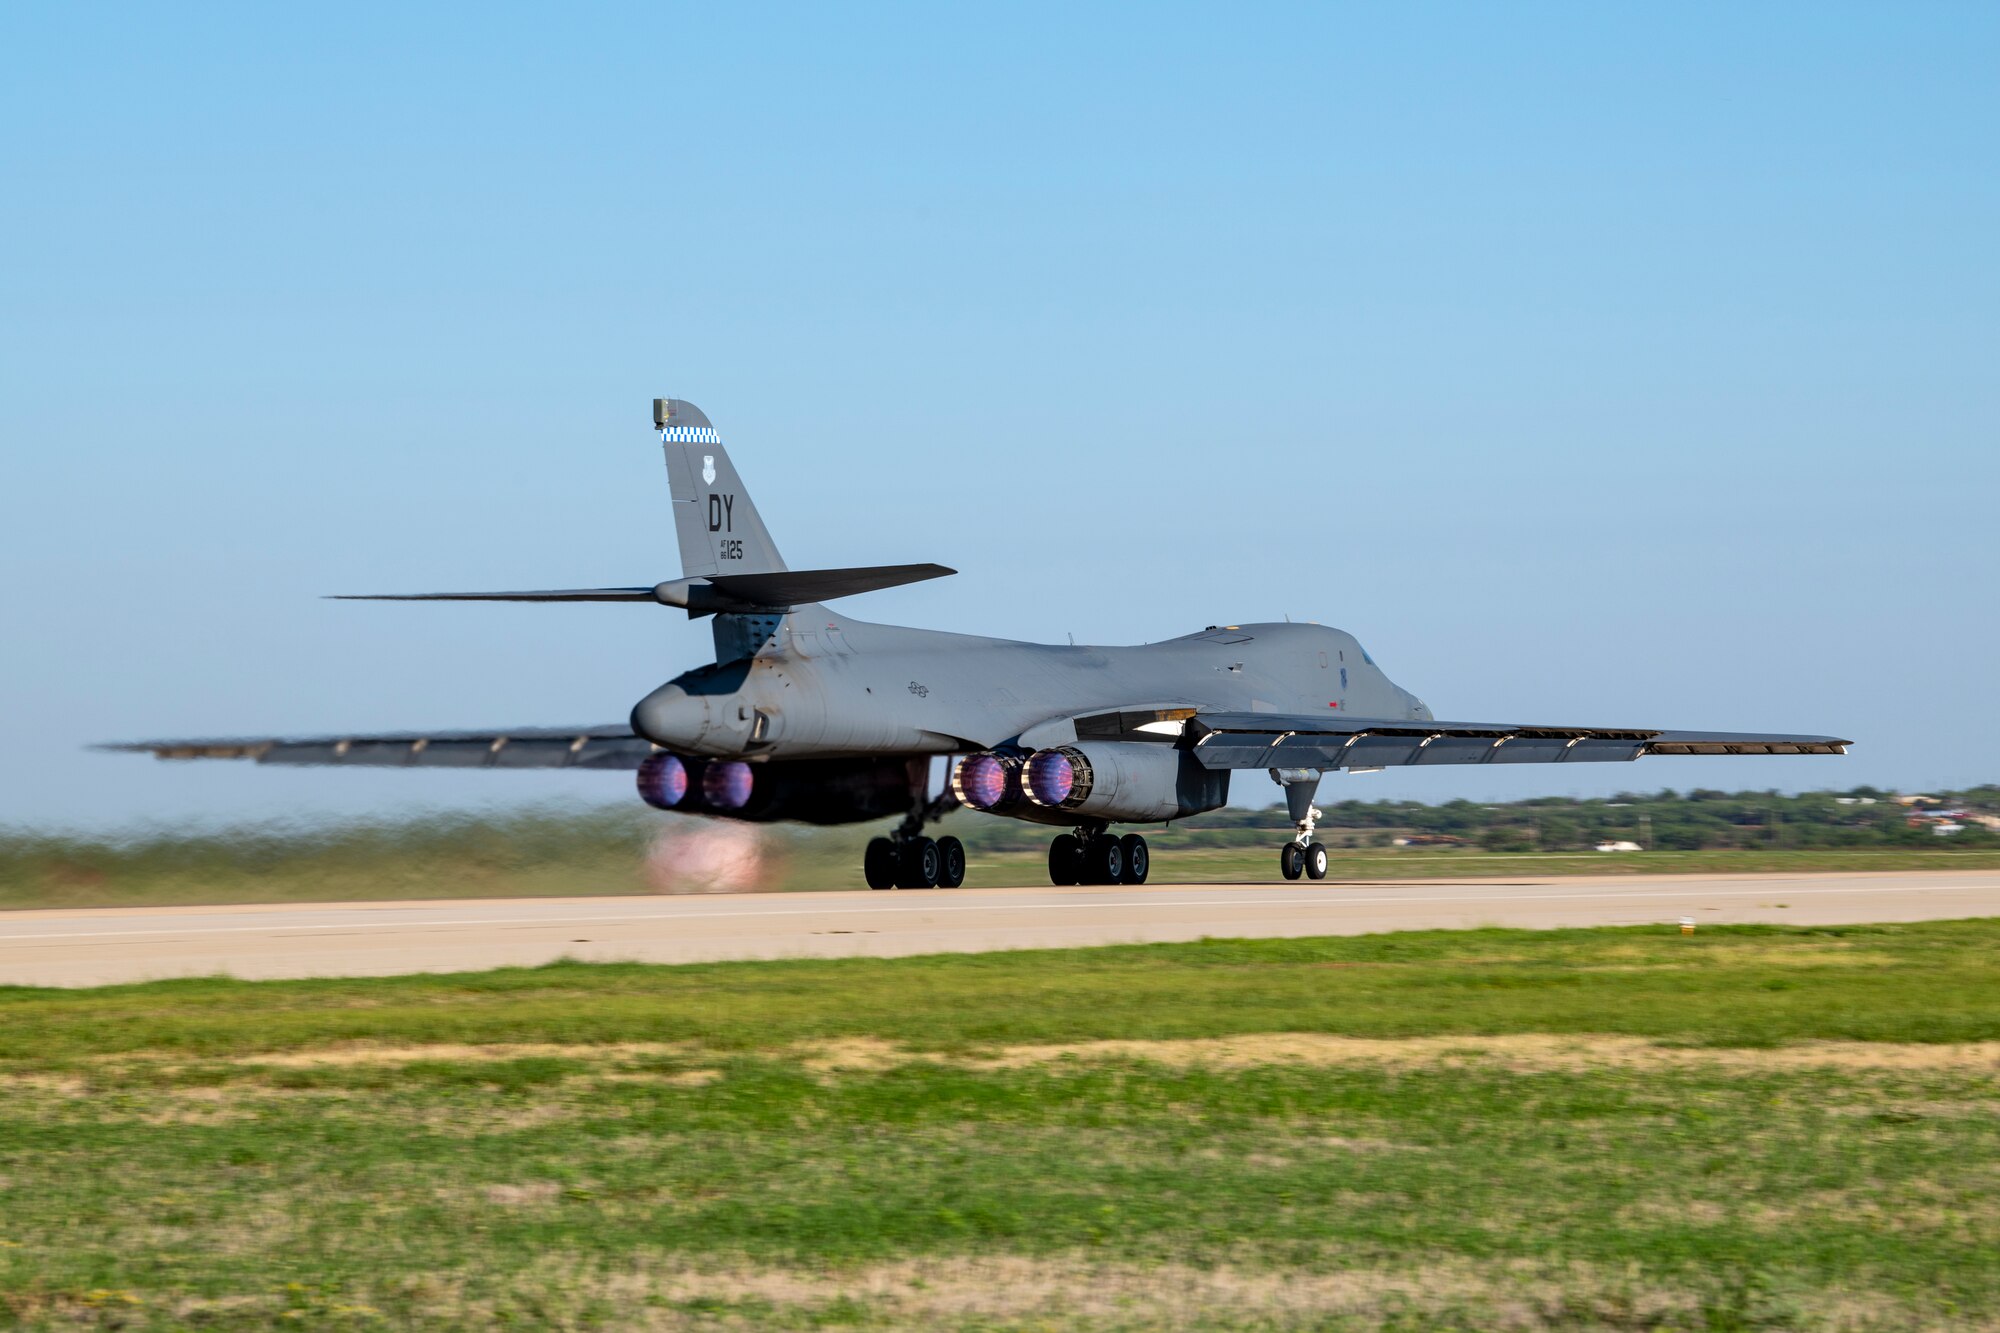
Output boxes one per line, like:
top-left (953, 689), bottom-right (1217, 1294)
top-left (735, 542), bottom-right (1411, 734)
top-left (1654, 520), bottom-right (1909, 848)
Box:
top-left (1185, 713), bottom-right (1849, 770)
top-left (96, 726), bottom-right (653, 770)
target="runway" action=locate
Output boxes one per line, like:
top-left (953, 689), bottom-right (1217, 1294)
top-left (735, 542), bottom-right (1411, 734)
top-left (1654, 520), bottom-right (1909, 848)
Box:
top-left (2, 868), bottom-right (1995, 987)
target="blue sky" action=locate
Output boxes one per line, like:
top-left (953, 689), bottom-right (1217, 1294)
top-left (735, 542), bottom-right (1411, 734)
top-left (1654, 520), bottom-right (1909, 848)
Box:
top-left (3, 3), bottom-right (1995, 830)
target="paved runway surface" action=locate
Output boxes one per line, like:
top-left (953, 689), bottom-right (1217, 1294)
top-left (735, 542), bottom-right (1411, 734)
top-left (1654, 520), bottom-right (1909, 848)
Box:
top-left (3, 869), bottom-right (1995, 987)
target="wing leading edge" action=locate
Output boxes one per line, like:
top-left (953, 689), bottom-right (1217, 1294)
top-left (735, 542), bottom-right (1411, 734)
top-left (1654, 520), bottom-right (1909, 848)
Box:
top-left (96, 725), bottom-right (654, 771)
top-left (1185, 713), bottom-right (1850, 771)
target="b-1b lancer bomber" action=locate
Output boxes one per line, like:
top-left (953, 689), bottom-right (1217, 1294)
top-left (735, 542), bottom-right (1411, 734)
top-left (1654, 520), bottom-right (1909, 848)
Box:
top-left (107, 399), bottom-right (1851, 888)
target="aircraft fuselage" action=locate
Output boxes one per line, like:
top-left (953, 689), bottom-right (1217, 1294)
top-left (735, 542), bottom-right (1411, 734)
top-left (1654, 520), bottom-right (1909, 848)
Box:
top-left (631, 616), bottom-right (1431, 761)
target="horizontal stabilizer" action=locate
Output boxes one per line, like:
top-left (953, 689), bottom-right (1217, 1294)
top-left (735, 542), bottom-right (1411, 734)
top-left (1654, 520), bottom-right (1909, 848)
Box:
top-left (331, 588), bottom-right (657, 602)
top-left (700, 563), bottom-right (955, 608)
top-left (333, 564), bottom-right (955, 612)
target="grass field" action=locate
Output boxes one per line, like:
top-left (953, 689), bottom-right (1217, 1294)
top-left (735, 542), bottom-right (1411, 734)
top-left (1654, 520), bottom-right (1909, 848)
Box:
top-left (8, 802), bottom-right (2000, 911)
top-left (2, 919), bottom-right (1997, 1329)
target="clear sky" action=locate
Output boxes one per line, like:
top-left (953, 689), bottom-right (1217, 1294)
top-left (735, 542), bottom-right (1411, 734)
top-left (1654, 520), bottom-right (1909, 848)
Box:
top-left (3, 3), bottom-right (1995, 831)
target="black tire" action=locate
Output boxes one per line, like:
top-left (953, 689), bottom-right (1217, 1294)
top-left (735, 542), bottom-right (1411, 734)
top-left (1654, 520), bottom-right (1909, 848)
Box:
top-left (1048, 833), bottom-right (1085, 885)
top-left (1304, 842), bottom-right (1329, 880)
top-left (896, 836), bottom-right (941, 889)
top-left (936, 835), bottom-right (966, 888)
top-left (1086, 835), bottom-right (1124, 886)
top-left (1119, 833), bottom-right (1150, 884)
top-left (1280, 843), bottom-right (1305, 881)
top-left (864, 837), bottom-right (898, 890)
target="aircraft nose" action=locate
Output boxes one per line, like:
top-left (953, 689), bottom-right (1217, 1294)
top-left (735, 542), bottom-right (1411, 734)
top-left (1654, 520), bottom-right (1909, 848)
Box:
top-left (631, 683), bottom-right (713, 751)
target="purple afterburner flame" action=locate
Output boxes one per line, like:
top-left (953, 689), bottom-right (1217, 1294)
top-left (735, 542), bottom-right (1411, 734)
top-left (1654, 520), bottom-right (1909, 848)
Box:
top-left (953, 753), bottom-right (1010, 810)
top-left (702, 760), bottom-right (754, 810)
top-left (1024, 749), bottom-right (1076, 806)
top-left (636, 753), bottom-right (689, 809)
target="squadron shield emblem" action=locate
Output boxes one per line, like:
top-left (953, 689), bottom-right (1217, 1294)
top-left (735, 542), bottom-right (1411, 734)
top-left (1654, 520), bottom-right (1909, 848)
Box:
top-left (702, 455), bottom-right (717, 486)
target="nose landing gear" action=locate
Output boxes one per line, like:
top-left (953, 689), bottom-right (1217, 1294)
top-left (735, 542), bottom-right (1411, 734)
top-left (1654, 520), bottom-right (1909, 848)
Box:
top-left (1276, 803), bottom-right (1330, 882)
top-left (1279, 837), bottom-right (1329, 881)
top-left (1273, 768), bottom-right (1329, 882)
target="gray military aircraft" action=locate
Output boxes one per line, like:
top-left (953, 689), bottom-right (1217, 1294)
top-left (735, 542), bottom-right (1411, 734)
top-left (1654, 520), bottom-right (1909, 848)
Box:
top-left (106, 398), bottom-right (1850, 888)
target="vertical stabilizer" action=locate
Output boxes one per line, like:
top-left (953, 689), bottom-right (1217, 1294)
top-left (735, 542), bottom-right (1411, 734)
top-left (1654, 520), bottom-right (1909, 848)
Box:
top-left (654, 399), bottom-right (787, 578)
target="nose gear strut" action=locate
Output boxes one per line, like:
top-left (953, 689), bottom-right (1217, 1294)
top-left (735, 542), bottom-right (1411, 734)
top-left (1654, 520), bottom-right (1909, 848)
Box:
top-left (1272, 766), bottom-right (1331, 882)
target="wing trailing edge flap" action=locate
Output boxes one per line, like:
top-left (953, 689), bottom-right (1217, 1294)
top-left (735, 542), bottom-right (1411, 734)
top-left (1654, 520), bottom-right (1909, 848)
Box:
top-left (95, 725), bottom-right (654, 770)
top-left (332, 563), bottom-right (955, 614)
top-left (1185, 713), bottom-right (1850, 771)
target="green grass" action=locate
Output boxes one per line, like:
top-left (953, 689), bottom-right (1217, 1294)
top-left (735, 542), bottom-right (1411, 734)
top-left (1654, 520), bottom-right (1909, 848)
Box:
top-left (4, 919), bottom-right (2000, 1063)
top-left (1, 921), bottom-right (1998, 1328)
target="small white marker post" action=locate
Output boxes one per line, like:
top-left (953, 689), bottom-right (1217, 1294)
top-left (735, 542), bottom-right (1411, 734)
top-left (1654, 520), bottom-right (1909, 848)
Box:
top-left (1679, 915), bottom-right (1696, 936)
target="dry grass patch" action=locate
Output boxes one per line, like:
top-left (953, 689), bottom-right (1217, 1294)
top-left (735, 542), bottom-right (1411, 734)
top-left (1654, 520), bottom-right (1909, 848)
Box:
top-left (481, 1181), bottom-right (565, 1207)
top-left (291, 1251), bottom-right (1988, 1331)
top-left (786, 1033), bottom-right (2000, 1075)
top-left (238, 1039), bottom-right (704, 1068)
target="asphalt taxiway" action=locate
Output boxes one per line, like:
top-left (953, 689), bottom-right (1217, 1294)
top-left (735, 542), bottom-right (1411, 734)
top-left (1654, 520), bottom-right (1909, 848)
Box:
top-left (1, 869), bottom-right (1994, 987)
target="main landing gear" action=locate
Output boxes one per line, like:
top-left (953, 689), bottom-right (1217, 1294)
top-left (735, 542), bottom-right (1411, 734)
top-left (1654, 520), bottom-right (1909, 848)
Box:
top-left (1047, 824), bottom-right (1150, 886)
top-left (864, 783), bottom-right (964, 889)
top-left (864, 834), bottom-right (964, 889)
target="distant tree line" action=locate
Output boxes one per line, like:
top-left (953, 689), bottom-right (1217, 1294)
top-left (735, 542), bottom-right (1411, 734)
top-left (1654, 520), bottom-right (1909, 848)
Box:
top-left (7, 786), bottom-right (1996, 875)
top-left (943, 785), bottom-right (2000, 853)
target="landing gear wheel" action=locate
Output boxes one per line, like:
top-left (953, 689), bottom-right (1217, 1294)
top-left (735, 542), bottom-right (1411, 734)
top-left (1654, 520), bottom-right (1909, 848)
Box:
top-left (1086, 835), bottom-right (1124, 886)
top-left (1280, 843), bottom-right (1305, 881)
top-left (864, 837), bottom-right (898, 890)
top-left (1048, 833), bottom-right (1085, 886)
top-left (1304, 842), bottom-right (1329, 880)
top-left (895, 836), bottom-right (941, 889)
top-left (1119, 833), bottom-right (1150, 884)
top-left (936, 836), bottom-right (966, 888)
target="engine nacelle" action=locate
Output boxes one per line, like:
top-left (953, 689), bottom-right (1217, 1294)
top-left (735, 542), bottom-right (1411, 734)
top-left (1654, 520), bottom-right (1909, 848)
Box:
top-left (1020, 742), bottom-right (1228, 824)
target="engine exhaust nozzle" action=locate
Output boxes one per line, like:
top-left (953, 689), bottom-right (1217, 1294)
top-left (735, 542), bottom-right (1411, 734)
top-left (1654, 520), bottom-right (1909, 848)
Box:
top-left (701, 760), bottom-right (754, 810)
top-left (1024, 748), bottom-right (1093, 809)
top-left (637, 752), bottom-right (689, 809)
top-left (950, 752), bottom-right (1023, 812)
